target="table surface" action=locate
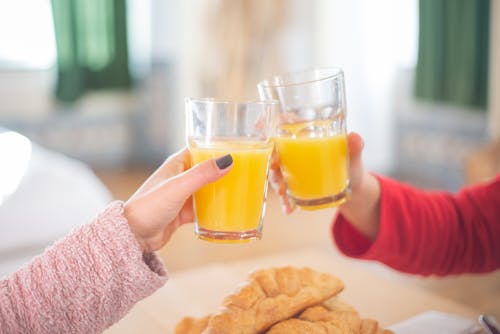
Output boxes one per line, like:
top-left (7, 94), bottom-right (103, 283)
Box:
top-left (103, 245), bottom-right (479, 334)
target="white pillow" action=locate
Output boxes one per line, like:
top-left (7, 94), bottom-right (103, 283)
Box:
top-left (0, 131), bottom-right (112, 277)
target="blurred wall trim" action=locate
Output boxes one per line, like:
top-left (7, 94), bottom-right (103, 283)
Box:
top-left (393, 69), bottom-right (488, 191)
top-left (0, 63), bottom-right (174, 169)
top-left (488, 0), bottom-right (500, 140)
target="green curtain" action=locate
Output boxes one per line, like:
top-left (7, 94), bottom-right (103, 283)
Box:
top-left (415, 0), bottom-right (490, 109)
top-left (51, 0), bottom-right (131, 102)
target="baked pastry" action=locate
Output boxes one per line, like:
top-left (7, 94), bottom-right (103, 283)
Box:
top-left (203, 267), bottom-right (344, 334)
top-left (174, 267), bottom-right (393, 334)
top-left (266, 304), bottom-right (359, 333)
top-left (265, 318), bottom-right (331, 333)
top-left (360, 318), bottom-right (393, 334)
top-left (322, 296), bottom-right (357, 313)
top-left (174, 315), bottom-right (211, 334)
top-left (300, 305), bottom-right (361, 332)
top-left (359, 319), bottom-right (379, 334)
top-left (266, 304), bottom-right (393, 334)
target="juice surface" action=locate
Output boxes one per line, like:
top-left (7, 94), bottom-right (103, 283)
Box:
top-left (274, 121), bottom-right (348, 200)
top-left (189, 139), bottom-right (273, 233)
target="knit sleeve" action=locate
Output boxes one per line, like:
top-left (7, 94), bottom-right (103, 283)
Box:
top-left (0, 201), bottom-right (168, 334)
top-left (332, 175), bottom-right (500, 276)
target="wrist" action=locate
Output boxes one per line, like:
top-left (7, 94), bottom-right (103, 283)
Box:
top-left (123, 201), bottom-right (149, 253)
top-left (340, 172), bottom-right (381, 240)
top-left (345, 171), bottom-right (375, 204)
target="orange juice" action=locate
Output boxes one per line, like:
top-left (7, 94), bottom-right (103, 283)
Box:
top-left (274, 120), bottom-right (348, 209)
top-left (188, 139), bottom-right (273, 242)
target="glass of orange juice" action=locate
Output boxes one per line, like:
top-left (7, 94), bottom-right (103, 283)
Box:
top-left (185, 98), bottom-right (277, 243)
top-left (258, 68), bottom-right (349, 210)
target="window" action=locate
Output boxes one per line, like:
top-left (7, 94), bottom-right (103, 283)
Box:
top-left (0, 0), bottom-right (56, 69)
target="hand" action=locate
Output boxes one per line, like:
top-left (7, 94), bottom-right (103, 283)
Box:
top-left (336, 133), bottom-right (381, 240)
top-left (269, 132), bottom-right (366, 214)
top-left (345, 132), bottom-right (366, 193)
top-left (269, 131), bottom-right (381, 239)
top-left (123, 149), bottom-right (233, 252)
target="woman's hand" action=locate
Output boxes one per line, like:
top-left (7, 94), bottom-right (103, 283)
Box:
top-left (124, 149), bottom-right (233, 252)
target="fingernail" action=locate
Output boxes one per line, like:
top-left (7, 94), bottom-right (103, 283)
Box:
top-left (216, 154), bottom-right (233, 170)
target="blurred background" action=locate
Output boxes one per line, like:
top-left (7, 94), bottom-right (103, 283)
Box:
top-left (1, 0), bottom-right (498, 190)
top-left (0, 0), bottom-right (499, 319)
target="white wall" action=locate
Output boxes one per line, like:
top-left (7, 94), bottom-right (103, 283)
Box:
top-left (175, 0), bottom-right (315, 152)
top-left (313, 0), bottom-right (418, 173)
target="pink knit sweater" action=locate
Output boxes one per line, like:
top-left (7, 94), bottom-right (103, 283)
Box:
top-left (0, 201), bottom-right (168, 334)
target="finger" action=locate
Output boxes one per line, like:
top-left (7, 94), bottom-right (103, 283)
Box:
top-left (129, 149), bottom-right (190, 201)
top-left (347, 132), bottom-right (365, 190)
top-left (268, 148), bottom-right (286, 195)
top-left (268, 148), bottom-right (295, 214)
top-left (269, 169), bottom-right (287, 196)
top-left (269, 169), bottom-right (294, 214)
top-left (159, 154), bottom-right (233, 202)
top-left (279, 195), bottom-right (294, 215)
top-left (178, 196), bottom-right (195, 224)
top-left (347, 132), bottom-right (364, 158)
top-left (270, 148), bottom-right (281, 169)
top-left (347, 132), bottom-right (364, 168)
top-left (157, 148), bottom-right (191, 178)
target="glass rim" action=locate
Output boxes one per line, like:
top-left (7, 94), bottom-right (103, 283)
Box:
top-left (185, 97), bottom-right (280, 106)
top-left (257, 67), bottom-right (344, 89)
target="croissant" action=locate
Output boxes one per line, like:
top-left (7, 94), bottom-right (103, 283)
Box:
top-left (204, 267), bottom-right (344, 334)
top-left (174, 267), bottom-right (394, 334)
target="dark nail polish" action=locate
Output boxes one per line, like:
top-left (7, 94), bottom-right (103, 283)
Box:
top-left (216, 154), bottom-right (233, 170)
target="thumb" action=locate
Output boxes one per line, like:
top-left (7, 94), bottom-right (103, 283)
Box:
top-left (348, 132), bottom-right (364, 164)
top-left (164, 154), bottom-right (233, 201)
top-left (347, 132), bottom-right (365, 190)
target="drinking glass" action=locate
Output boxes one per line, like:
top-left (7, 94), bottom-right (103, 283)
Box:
top-left (258, 68), bottom-right (349, 210)
top-left (185, 98), bottom-right (277, 243)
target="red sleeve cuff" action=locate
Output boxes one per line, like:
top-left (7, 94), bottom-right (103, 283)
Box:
top-left (331, 174), bottom-right (395, 261)
top-left (332, 213), bottom-right (373, 257)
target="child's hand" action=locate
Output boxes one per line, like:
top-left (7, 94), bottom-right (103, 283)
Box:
top-left (124, 149), bottom-right (233, 252)
top-left (269, 132), bottom-right (366, 214)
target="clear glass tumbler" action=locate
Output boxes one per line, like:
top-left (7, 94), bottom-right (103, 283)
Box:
top-left (258, 68), bottom-right (350, 210)
top-left (185, 98), bottom-right (277, 243)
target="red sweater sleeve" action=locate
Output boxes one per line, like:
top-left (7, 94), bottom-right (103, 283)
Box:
top-left (332, 174), bottom-right (500, 276)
